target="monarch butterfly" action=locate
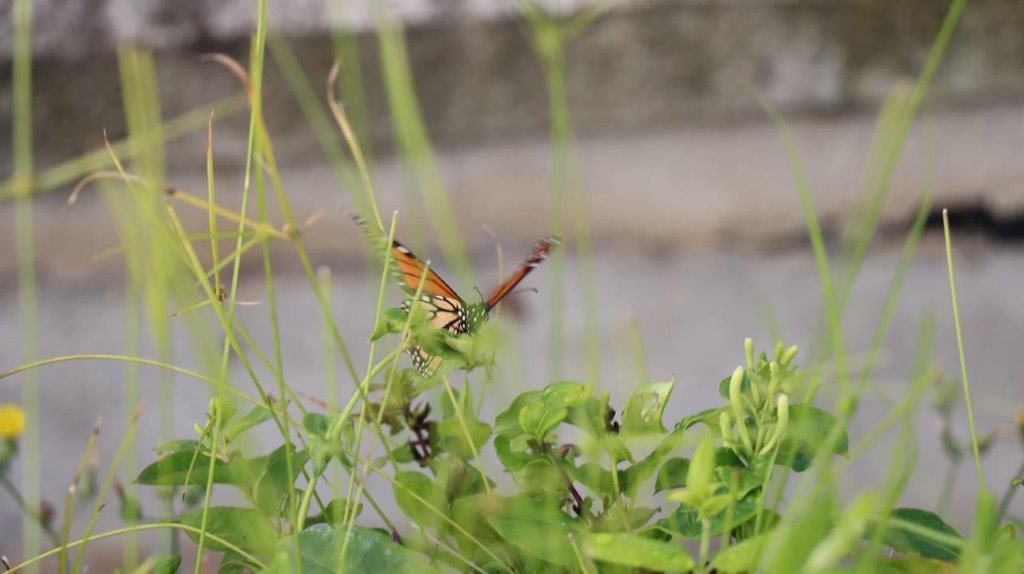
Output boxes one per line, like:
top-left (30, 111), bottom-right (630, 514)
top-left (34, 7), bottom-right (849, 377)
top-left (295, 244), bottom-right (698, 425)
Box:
top-left (353, 215), bottom-right (560, 376)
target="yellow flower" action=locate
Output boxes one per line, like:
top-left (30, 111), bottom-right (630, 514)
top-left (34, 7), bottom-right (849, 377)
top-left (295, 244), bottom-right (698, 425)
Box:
top-left (0, 404), bottom-right (26, 439)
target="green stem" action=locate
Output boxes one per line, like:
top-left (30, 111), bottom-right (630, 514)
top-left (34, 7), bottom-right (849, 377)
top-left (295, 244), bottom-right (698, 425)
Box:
top-left (0, 473), bottom-right (59, 547)
top-left (699, 518), bottom-right (711, 571)
top-left (941, 209), bottom-right (986, 489)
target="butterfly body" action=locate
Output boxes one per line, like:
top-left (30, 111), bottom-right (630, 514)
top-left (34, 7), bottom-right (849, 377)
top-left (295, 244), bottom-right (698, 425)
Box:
top-left (354, 216), bottom-right (558, 376)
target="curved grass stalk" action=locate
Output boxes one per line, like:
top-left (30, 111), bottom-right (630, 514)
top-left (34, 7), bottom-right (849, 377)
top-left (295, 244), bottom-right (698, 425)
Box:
top-left (8, 523), bottom-right (265, 573)
top-left (0, 354), bottom-right (259, 405)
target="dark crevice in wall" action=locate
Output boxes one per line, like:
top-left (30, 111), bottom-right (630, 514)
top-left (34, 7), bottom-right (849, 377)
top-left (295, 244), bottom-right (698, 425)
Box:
top-left (921, 203), bottom-right (1024, 243)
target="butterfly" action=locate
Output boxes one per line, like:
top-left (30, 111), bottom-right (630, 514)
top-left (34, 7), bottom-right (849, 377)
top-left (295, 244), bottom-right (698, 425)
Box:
top-left (353, 215), bottom-right (560, 376)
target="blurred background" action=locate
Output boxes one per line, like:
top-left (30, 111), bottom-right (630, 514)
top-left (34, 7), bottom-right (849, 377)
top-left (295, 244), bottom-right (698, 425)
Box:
top-left (1, 0), bottom-right (1024, 569)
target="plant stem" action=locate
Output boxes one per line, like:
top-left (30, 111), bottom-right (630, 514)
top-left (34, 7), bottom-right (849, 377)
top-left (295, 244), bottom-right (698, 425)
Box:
top-left (699, 518), bottom-right (711, 572)
top-left (0, 473), bottom-right (59, 547)
top-left (996, 460), bottom-right (1024, 521)
top-left (941, 209), bottom-right (986, 489)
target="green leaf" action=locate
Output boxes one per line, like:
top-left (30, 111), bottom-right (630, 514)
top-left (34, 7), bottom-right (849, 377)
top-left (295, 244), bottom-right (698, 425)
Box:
top-left (674, 407), bottom-right (726, 432)
top-left (518, 382), bottom-right (591, 440)
top-left (393, 471), bottom-right (447, 529)
top-left (370, 307), bottom-right (413, 341)
top-left (253, 444), bottom-right (307, 516)
top-left (306, 498), bottom-right (363, 527)
top-left (583, 532), bottom-right (694, 571)
top-left (302, 413), bottom-right (330, 437)
top-left (686, 434), bottom-right (717, 495)
top-left (224, 406), bottom-right (274, 442)
top-left (619, 428), bottom-right (687, 497)
top-left (655, 458), bottom-right (690, 493)
top-left (495, 391), bottom-right (541, 438)
top-left (436, 418), bottom-right (491, 460)
top-left (620, 380), bottom-right (674, 433)
top-left (873, 556), bottom-right (963, 572)
top-left (514, 459), bottom-right (565, 498)
top-left (263, 524), bottom-right (438, 574)
top-left (711, 534), bottom-right (767, 572)
top-left (884, 507), bottom-right (962, 561)
top-left (135, 450), bottom-right (236, 486)
top-left (494, 435), bottom-right (535, 471)
top-left (718, 371), bottom-right (751, 399)
top-left (153, 439), bottom-right (200, 458)
top-left (566, 462), bottom-right (616, 498)
top-left (485, 496), bottom-right (580, 567)
top-left (126, 554), bottom-right (182, 574)
top-left (657, 495), bottom-right (759, 538)
top-left (180, 506), bottom-right (279, 556)
top-left (777, 404), bottom-right (849, 471)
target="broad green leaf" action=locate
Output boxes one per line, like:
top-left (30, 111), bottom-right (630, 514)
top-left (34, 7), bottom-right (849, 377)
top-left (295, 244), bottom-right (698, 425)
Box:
top-left (302, 412), bottom-right (330, 436)
top-left (655, 458), bottom-right (690, 493)
top-left (436, 417), bottom-right (491, 460)
top-left (621, 381), bottom-right (674, 434)
top-left (180, 506), bottom-right (279, 555)
top-left (567, 390), bottom-right (613, 436)
top-left (657, 495), bottom-right (759, 538)
top-left (135, 450), bottom-right (236, 486)
top-left (514, 459), bottom-right (565, 498)
top-left (584, 532), bottom-right (694, 571)
top-left (674, 407), bottom-right (726, 432)
top-left (494, 435), bottom-right (535, 471)
top-left (485, 496), bottom-right (580, 567)
top-left (393, 471), bottom-right (447, 529)
top-left (450, 495), bottom-right (511, 567)
top-left (873, 556), bottom-right (960, 572)
top-left (153, 439), bottom-right (200, 458)
top-left (224, 406), bottom-right (274, 442)
top-left (253, 444), bottom-right (307, 516)
top-left (495, 391), bottom-right (541, 438)
top-left (777, 404), bottom-right (849, 471)
top-left (884, 507), bottom-right (962, 561)
top-left (687, 435), bottom-right (717, 494)
top-left (432, 455), bottom-right (492, 499)
top-left (718, 371), bottom-right (751, 398)
top-left (519, 382), bottom-right (591, 440)
top-left (593, 505), bottom-right (658, 533)
top-left (126, 554), bottom-right (181, 574)
top-left (711, 534), bottom-right (767, 572)
top-left (217, 550), bottom-right (256, 573)
top-left (618, 429), bottom-right (686, 497)
top-left (566, 462), bottom-right (616, 498)
top-left (263, 524), bottom-right (438, 574)
top-left (306, 498), bottom-right (363, 527)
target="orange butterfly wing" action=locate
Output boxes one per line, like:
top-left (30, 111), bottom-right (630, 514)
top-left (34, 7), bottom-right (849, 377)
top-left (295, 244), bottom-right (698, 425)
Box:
top-left (352, 215), bottom-right (463, 301)
top-left (485, 236), bottom-right (560, 310)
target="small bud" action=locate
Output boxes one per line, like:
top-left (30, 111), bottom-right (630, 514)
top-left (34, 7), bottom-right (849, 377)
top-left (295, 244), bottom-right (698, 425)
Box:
top-left (759, 394), bottom-right (789, 456)
top-left (768, 362), bottom-right (782, 395)
top-left (773, 341), bottom-right (784, 363)
top-left (780, 345), bottom-right (799, 367)
top-left (719, 412), bottom-right (734, 444)
top-left (729, 367), bottom-right (754, 453)
top-left (744, 338), bottom-right (755, 368)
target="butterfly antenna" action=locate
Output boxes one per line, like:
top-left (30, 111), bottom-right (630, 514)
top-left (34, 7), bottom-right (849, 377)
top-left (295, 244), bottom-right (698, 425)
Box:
top-left (509, 287), bottom-right (539, 298)
top-left (473, 286), bottom-right (485, 304)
